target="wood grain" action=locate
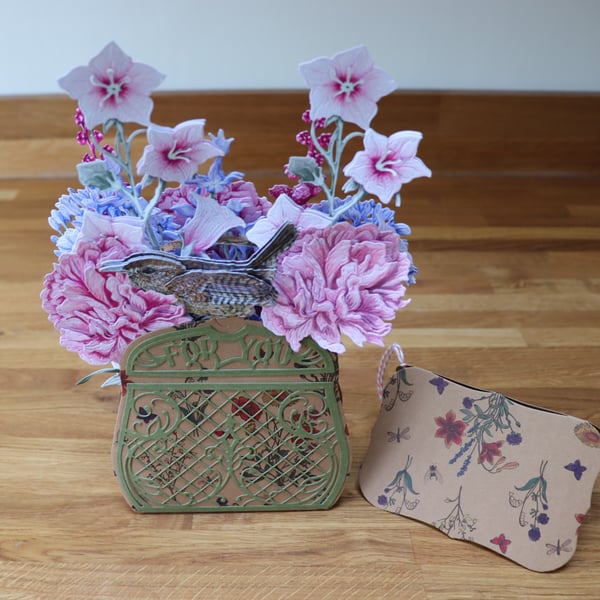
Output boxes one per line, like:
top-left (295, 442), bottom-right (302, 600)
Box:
top-left (0, 92), bottom-right (599, 599)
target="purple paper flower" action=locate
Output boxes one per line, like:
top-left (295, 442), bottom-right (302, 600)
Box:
top-left (299, 45), bottom-right (396, 129)
top-left (261, 222), bottom-right (411, 353)
top-left (58, 41), bottom-right (165, 128)
top-left (49, 186), bottom-right (140, 256)
top-left (343, 129), bottom-right (432, 204)
top-left (137, 120), bottom-right (223, 183)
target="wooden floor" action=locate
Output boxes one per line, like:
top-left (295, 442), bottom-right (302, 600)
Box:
top-left (1, 92), bottom-right (599, 599)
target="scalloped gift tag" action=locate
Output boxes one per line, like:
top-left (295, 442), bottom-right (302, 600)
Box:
top-left (359, 345), bottom-right (600, 572)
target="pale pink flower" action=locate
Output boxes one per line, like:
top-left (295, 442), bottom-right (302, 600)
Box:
top-left (181, 197), bottom-right (245, 255)
top-left (246, 193), bottom-right (332, 248)
top-left (41, 231), bottom-right (190, 365)
top-left (299, 45), bottom-right (396, 129)
top-left (262, 223), bottom-right (411, 353)
top-left (76, 210), bottom-right (147, 249)
top-left (216, 180), bottom-right (271, 225)
top-left (343, 129), bottom-right (431, 204)
top-left (58, 41), bottom-right (165, 128)
top-left (137, 120), bottom-right (223, 183)
top-left (155, 183), bottom-right (198, 228)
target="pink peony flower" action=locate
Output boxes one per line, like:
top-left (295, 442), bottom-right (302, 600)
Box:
top-left (41, 231), bottom-right (190, 365)
top-left (299, 45), bottom-right (397, 129)
top-left (137, 120), bottom-right (223, 183)
top-left (261, 222), bottom-right (411, 353)
top-left (216, 180), bottom-right (271, 225)
top-left (155, 184), bottom-right (198, 228)
top-left (58, 41), bottom-right (165, 128)
top-left (344, 129), bottom-right (431, 204)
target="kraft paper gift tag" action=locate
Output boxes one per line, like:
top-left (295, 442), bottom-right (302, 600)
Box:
top-left (359, 345), bottom-right (600, 572)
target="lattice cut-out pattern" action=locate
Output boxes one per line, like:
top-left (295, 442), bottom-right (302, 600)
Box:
top-left (113, 318), bottom-right (350, 512)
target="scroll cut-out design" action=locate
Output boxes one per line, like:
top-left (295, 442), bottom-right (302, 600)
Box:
top-left (113, 318), bottom-right (349, 512)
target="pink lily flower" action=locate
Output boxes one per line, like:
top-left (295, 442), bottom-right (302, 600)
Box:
top-left (299, 45), bottom-right (396, 129)
top-left (137, 120), bottom-right (223, 183)
top-left (246, 193), bottom-right (332, 248)
top-left (58, 41), bottom-right (165, 128)
top-left (343, 129), bottom-right (432, 204)
top-left (181, 197), bottom-right (245, 255)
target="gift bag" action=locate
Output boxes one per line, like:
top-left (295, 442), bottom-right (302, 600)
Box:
top-left (359, 345), bottom-right (600, 571)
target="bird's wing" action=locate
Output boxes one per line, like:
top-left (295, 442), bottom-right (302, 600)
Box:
top-left (166, 270), bottom-right (276, 305)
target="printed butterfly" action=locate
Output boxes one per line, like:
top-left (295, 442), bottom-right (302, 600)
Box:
top-left (429, 376), bottom-right (448, 395)
top-left (490, 533), bottom-right (511, 554)
top-left (565, 459), bottom-right (587, 481)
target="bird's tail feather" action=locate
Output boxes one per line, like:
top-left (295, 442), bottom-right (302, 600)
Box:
top-left (246, 222), bottom-right (297, 270)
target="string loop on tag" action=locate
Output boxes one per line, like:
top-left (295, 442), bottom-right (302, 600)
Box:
top-left (377, 343), bottom-right (406, 401)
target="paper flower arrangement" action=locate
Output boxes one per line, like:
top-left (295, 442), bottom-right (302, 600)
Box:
top-left (41, 42), bottom-right (431, 383)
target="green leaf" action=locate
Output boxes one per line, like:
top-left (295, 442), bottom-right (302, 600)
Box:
top-left (515, 476), bottom-right (540, 492)
top-left (287, 156), bottom-right (323, 183)
top-left (77, 366), bottom-right (120, 385)
top-left (460, 409), bottom-right (474, 420)
top-left (77, 160), bottom-right (120, 191)
top-left (403, 472), bottom-right (419, 496)
top-left (398, 367), bottom-right (412, 386)
top-left (541, 478), bottom-right (549, 505)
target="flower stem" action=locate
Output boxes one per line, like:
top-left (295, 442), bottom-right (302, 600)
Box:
top-left (143, 178), bottom-right (166, 249)
top-left (331, 188), bottom-right (366, 222)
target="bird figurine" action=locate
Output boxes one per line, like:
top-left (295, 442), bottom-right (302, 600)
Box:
top-left (99, 222), bottom-right (297, 318)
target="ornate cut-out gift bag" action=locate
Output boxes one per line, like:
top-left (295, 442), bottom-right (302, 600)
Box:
top-left (113, 318), bottom-right (350, 512)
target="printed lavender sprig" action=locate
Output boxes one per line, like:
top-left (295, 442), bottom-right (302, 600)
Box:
top-left (435, 390), bottom-right (521, 476)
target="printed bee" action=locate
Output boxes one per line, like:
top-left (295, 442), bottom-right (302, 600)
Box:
top-left (424, 464), bottom-right (443, 484)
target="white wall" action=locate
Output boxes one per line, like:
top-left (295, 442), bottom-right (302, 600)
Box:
top-left (2, 0), bottom-right (599, 95)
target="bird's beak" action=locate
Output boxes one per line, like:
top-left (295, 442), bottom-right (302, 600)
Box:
top-left (98, 259), bottom-right (126, 273)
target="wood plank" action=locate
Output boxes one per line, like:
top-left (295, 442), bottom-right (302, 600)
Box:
top-left (1, 91), bottom-right (599, 177)
top-left (1, 94), bottom-right (600, 598)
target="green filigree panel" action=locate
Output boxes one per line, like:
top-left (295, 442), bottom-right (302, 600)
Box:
top-left (113, 318), bottom-right (350, 512)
